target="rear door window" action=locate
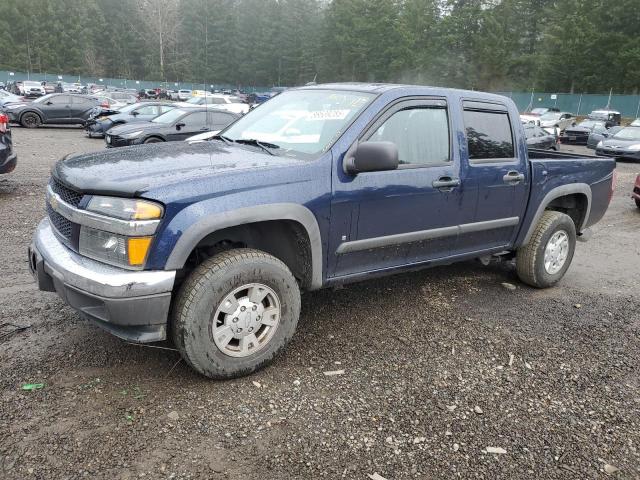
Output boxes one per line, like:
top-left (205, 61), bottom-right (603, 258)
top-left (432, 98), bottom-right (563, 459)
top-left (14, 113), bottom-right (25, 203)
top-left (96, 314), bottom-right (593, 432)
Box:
top-left (463, 103), bottom-right (515, 161)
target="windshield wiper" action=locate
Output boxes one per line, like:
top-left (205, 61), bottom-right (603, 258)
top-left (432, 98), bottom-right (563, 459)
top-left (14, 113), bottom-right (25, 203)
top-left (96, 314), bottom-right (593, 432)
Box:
top-left (235, 138), bottom-right (280, 156)
top-left (211, 134), bottom-right (234, 145)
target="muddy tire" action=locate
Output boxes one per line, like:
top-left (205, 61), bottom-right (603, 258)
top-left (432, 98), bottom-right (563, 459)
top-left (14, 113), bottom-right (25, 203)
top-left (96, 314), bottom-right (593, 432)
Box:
top-left (21, 112), bottom-right (41, 128)
top-left (516, 211), bottom-right (576, 288)
top-left (172, 248), bottom-right (301, 379)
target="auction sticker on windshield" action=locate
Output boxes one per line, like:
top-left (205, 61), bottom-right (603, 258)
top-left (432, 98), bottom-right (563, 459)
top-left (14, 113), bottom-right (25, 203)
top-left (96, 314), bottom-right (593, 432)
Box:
top-left (306, 109), bottom-right (351, 121)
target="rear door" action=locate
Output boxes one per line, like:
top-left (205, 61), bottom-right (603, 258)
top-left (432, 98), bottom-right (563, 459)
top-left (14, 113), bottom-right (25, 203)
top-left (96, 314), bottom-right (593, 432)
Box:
top-left (206, 111), bottom-right (238, 131)
top-left (69, 96), bottom-right (95, 122)
top-left (460, 100), bottom-right (529, 252)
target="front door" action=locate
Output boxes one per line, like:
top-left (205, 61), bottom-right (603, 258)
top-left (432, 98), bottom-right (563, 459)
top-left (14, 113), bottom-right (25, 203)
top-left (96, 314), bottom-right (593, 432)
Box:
top-left (42, 94), bottom-right (72, 122)
top-left (329, 98), bottom-right (474, 278)
top-left (170, 111), bottom-right (207, 140)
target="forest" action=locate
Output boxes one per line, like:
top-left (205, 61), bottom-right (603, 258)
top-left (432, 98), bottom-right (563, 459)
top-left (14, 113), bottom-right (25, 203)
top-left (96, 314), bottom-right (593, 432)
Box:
top-left (0, 0), bottom-right (638, 93)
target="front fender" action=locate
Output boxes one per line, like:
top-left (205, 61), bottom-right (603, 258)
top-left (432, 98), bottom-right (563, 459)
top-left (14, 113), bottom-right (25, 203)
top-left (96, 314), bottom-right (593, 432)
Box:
top-left (163, 203), bottom-right (323, 290)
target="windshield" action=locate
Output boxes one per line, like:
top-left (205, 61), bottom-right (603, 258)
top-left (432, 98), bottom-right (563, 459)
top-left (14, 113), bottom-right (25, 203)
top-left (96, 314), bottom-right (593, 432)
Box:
top-left (612, 127), bottom-right (640, 141)
top-left (24, 81), bottom-right (40, 87)
top-left (577, 120), bottom-right (604, 129)
top-left (152, 108), bottom-right (188, 124)
top-left (222, 89), bottom-right (375, 157)
top-left (540, 112), bottom-right (561, 121)
top-left (530, 108), bottom-right (548, 115)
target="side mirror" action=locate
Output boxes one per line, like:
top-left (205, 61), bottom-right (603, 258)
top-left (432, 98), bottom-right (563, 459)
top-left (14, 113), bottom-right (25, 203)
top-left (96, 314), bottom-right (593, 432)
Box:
top-left (175, 122), bottom-right (185, 130)
top-left (343, 141), bottom-right (399, 174)
top-left (45, 101), bottom-right (53, 105)
top-left (131, 111), bottom-right (139, 116)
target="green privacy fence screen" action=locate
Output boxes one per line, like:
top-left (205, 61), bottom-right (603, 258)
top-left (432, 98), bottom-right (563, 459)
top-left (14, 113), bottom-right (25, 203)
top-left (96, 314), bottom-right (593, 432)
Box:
top-left (0, 70), bottom-right (271, 93)
top-left (497, 91), bottom-right (640, 118)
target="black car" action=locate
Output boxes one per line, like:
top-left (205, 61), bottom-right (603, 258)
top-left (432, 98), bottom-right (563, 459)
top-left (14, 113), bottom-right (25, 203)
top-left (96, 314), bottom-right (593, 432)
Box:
top-left (560, 120), bottom-right (606, 145)
top-left (587, 125), bottom-right (623, 149)
top-left (524, 124), bottom-right (557, 150)
top-left (0, 112), bottom-right (17, 174)
top-left (2, 93), bottom-right (99, 128)
top-left (595, 126), bottom-right (640, 160)
top-left (105, 107), bottom-right (240, 147)
top-left (85, 102), bottom-right (176, 137)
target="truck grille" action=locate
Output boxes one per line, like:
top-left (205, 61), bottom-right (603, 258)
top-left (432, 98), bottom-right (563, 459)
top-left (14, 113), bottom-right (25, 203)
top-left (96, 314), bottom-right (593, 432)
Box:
top-left (47, 203), bottom-right (74, 241)
top-left (49, 178), bottom-right (83, 207)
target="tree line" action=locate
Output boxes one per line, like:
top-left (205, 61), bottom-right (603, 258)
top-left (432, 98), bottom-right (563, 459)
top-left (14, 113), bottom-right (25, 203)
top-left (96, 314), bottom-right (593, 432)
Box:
top-left (0, 0), bottom-right (638, 93)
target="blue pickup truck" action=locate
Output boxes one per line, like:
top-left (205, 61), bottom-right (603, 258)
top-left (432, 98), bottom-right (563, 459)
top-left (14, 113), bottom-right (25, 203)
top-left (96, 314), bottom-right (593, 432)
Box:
top-left (29, 84), bottom-right (616, 379)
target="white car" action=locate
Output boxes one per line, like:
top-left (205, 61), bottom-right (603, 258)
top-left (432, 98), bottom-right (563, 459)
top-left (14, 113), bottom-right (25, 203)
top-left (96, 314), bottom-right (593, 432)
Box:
top-left (176, 89), bottom-right (192, 101)
top-left (19, 80), bottom-right (46, 97)
top-left (538, 112), bottom-right (575, 131)
top-left (177, 94), bottom-right (250, 115)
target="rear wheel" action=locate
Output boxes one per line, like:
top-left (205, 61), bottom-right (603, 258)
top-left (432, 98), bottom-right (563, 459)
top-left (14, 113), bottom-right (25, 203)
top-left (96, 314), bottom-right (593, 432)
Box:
top-left (516, 211), bottom-right (576, 288)
top-left (20, 112), bottom-right (41, 128)
top-left (172, 249), bottom-right (301, 379)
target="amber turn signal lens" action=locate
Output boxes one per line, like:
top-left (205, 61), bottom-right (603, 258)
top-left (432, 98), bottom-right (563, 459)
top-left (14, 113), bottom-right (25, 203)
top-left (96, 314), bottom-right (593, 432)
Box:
top-left (127, 237), bottom-right (153, 266)
top-left (133, 202), bottom-right (163, 220)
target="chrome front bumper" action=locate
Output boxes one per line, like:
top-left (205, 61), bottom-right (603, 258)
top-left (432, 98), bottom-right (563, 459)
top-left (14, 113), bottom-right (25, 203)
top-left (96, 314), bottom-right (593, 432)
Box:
top-left (29, 218), bottom-right (176, 342)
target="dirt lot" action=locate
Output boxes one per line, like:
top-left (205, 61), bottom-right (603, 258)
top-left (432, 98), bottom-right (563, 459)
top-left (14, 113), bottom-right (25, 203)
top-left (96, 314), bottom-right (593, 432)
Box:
top-left (1, 127), bottom-right (639, 480)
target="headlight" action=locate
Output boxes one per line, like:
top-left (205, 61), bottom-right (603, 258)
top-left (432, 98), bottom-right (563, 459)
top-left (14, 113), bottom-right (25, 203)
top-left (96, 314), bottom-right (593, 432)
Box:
top-left (597, 141), bottom-right (603, 148)
top-left (120, 130), bottom-right (144, 139)
top-left (79, 226), bottom-right (152, 269)
top-left (86, 196), bottom-right (163, 220)
top-left (626, 144), bottom-right (640, 151)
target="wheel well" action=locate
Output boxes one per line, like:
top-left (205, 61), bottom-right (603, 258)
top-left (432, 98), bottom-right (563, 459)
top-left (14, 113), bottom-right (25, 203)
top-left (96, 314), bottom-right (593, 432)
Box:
top-left (144, 136), bottom-right (165, 142)
top-left (181, 220), bottom-right (313, 290)
top-left (545, 193), bottom-right (588, 231)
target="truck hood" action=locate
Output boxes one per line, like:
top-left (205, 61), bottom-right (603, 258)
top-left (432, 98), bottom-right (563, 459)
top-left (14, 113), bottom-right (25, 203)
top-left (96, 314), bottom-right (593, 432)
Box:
top-left (52, 140), bottom-right (306, 197)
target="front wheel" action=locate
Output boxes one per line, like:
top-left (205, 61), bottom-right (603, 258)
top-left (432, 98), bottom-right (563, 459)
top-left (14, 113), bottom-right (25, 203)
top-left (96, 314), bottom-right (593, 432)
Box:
top-left (143, 137), bottom-right (163, 144)
top-left (172, 249), bottom-right (301, 379)
top-left (21, 112), bottom-right (41, 128)
top-left (516, 211), bottom-right (576, 288)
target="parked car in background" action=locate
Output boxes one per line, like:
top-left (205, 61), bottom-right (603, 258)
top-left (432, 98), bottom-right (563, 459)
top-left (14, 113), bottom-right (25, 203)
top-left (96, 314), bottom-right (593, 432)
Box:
top-left (105, 107), bottom-right (239, 147)
top-left (177, 89), bottom-right (192, 101)
top-left (588, 109), bottom-right (621, 127)
top-left (28, 84), bottom-right (616, 379)
top-left (0, 90), bottom-right (26, 108)
top-left (41, 81), bottom-right (57, 94)
top-left (96, 91), bottom-right (138, 109)
top-left (520, 107), bottom-right (561, 124)
top-left (538, 111), bottom-right (575, 131)
top-left (61, 83), bottom-right (82, 94)
top-left (587, 125), bottom-right (623, 149)
top-left (0, 82), bottom-right (5, 90)
top-left (595, 126), bottom-right (640, 160)
top-left (632, 175), bottom-right (640, 208)
top-left (2, 93), bottom-right (99, 128)
top-left (85, 102), bottom-right (176, 137)
top-left (524, 124), bottom-right (557, 150)
top-left (19, 81), bottom-right (46, 98)
top-left (630, 118), bottom-right (640, 127)
top-left (560, 119), bottom-right (607, 145)
top-left (178, 95), bottom-right (250, 115)
top-left (0, 112), bottom-right (17, 174)
top-left (139, 89), bottom-right (158, 100)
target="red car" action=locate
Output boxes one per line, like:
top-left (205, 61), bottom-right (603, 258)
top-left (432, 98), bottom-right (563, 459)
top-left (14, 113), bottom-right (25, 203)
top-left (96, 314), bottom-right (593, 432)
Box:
top-left (633, 174), bottom-right (640, 208)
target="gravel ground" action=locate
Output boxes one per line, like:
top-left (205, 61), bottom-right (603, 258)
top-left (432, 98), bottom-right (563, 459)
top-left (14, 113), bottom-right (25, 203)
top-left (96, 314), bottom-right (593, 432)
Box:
top-left (0, 127), bottom-right (639, 480)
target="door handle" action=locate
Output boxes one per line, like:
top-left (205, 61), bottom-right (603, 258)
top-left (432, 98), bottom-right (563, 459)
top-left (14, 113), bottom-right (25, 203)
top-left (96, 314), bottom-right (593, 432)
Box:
top-left (503, 171), bottom-right (525, 184)
top-left (432, 176), bottom-right (461, 190)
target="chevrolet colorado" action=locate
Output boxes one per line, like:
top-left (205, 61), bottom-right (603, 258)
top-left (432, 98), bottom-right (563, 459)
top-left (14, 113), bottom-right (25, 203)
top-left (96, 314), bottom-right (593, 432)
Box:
top-left (29, 84), bottom-right (616, 378)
